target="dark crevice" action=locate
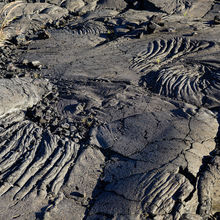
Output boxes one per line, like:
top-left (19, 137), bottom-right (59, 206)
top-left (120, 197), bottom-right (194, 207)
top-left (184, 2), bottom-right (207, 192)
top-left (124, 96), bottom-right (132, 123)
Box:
top-left (213, 212), bottom-right (220, 220)
top-left (35, 205), bottom-right (49, 220)
top-left (125, 0), bottom-right (164, 12)
top-left (82, 178), bottom-right (110, 220)
top-left (179, 166), bottom-right (197, 202)
top-left (196, 110), bottom-right (220, 217)
top-left (170, 166), bottom-right (198, 217)
top-left (170, 198), bottom-right (182, 217)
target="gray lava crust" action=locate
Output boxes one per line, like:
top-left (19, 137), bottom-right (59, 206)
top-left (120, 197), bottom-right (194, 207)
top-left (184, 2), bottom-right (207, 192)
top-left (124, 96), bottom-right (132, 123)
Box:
top-left (0, 0), bottom-right (219, 219)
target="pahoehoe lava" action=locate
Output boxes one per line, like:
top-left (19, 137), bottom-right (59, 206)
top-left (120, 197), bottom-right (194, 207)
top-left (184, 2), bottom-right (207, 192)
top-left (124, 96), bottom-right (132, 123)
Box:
top-left (0, 0), bottom-right (219, 219)
top-left (131, 37), bottom-right (220, 107)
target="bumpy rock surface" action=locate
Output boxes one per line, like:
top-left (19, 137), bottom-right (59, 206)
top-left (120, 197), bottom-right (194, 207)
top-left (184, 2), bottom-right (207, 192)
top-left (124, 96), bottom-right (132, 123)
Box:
top-left (0, 78), bottom-right (52, 117)
top-left (0, 0), bottom-right (219, 219)
top-left (143, 0), bottom-right (213, 16)
top-left (89, 100), bottom-right (218, 218)
top-left (132, 37), bottom-right (220, 107)
top-left (0, 2), bottom-right (68, 41)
